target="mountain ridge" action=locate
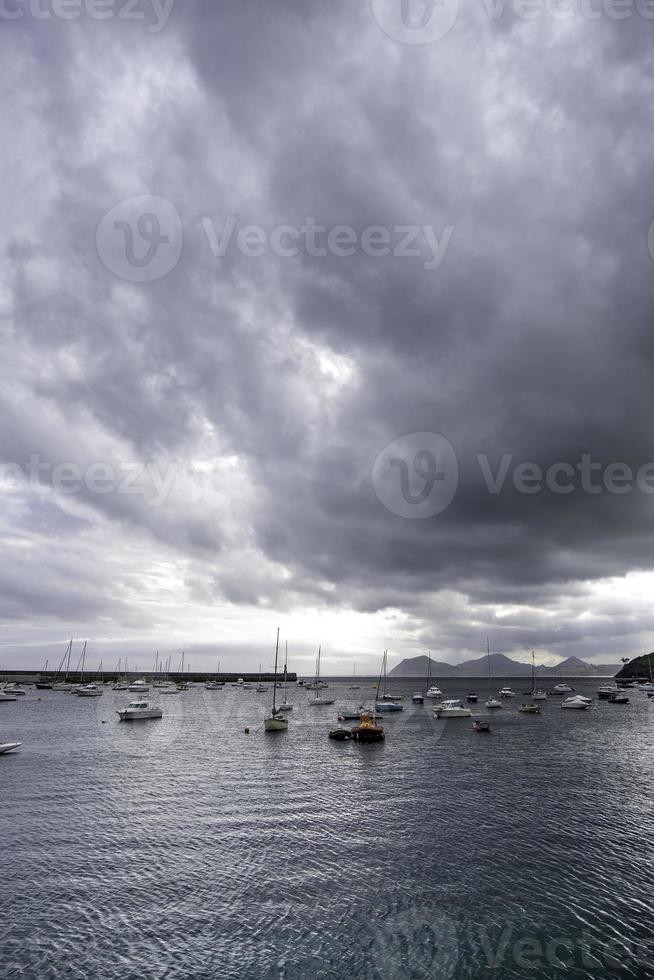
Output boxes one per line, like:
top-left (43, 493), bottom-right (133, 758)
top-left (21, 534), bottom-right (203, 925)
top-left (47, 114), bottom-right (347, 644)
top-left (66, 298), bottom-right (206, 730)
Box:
top-left (388, 653), bottom-right (621, 678)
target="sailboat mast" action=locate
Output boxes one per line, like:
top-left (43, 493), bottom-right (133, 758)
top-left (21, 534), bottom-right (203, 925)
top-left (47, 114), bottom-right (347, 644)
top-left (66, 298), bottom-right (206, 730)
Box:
top-left (486, 637), bottom-right (491, 694)
top-left (272, 628), bottom-right (280, 713)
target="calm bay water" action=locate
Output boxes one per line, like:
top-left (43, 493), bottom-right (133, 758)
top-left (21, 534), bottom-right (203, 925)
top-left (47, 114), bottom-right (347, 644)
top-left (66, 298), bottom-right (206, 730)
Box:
top-left (1, 677), bottom-right (653, 979)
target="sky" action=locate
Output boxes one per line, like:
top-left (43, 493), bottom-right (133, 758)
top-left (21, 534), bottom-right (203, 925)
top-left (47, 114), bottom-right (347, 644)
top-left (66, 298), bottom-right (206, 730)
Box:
top-left (1, 0), bottom-right (654, 675)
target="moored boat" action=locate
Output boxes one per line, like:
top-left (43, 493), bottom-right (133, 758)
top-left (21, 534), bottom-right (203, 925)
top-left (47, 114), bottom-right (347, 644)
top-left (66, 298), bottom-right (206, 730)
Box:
top-left (117, 699), bottom-right (163, 721)
top-left (351, 711), bottom-right (384, 742)
top-left (264, 629), bottom-right (289, 732)
top-left (473, 720), bottom-right (490, 732)
top-left (433, 699), bottom-right (472, 718)
top-left (412, 692), bottom-right (424, 704)
top-left (518, 703), bottom-right (541, 714)
top-left (0, 741), bottom-right (21, 754)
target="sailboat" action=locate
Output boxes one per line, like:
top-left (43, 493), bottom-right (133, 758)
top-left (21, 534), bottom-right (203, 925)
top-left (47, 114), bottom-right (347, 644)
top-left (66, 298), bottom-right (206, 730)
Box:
top-left (348, 663), bottom-right (360, 690)
top-left (113, 657), bottom-right (130, 690)
top-left (308, 647), bottom-right (335, 705)
top-left (424, 653), bottom-right (442, 699)
top-left (206, 660), bottom-right (224, 690)
top-left (255, 664), bottom-right (268, 693)
top-left (52, 639), bottom-right (74, 690)
top-left (277, 644), bottom-right (293, 711)
top-left (485, 640), bottom-right (502, 709)
top-left (531, 651), bottom-right (547, 700)
top-left (264, 629), bottom-right (289, 731)
top-left (375, 651), bottom-right (403, 712)
top-left (35, 659), bottom-right (53, 689)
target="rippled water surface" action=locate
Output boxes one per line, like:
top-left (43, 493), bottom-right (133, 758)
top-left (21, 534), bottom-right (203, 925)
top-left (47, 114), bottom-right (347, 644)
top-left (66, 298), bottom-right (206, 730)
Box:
top-left (1, 678), bottom-right (653, 979)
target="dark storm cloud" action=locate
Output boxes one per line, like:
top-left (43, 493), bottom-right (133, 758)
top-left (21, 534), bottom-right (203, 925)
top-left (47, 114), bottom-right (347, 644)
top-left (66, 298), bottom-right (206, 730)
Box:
top-left (1, 0), bottom-right (654, 665)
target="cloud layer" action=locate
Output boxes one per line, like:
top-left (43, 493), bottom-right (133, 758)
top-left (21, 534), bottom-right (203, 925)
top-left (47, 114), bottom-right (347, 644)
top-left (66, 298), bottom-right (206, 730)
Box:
top-left (2, 0), bottom-right (654, 671)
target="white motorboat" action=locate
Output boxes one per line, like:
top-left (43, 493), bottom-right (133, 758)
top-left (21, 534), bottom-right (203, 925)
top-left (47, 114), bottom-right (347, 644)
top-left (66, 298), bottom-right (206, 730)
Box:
top-left (562, 695), bottom-right (591, 709)
top-left (0, 691), bottom-right (18, 702)
top-left (264, 629), bottom-right (289, 732)
top-left (75, 684), bottom-right (103, 697)
top-left (128, 679), bottom-right (150, 693)
top-left (412, 692), bottom-right (424, 704)
top-left (552, 683), bottom-right (574, 695)
top-left (159, 685), bottom-right (180, 694)
top-left (597, 685), bottom-right (620, 699)
top-left (425, 686), bottom-right (443, 698)
top-left (117, 699), bottom-right (163, 721)
top-left (433, 699), bottom-right (472, 718)
top-left (485, 698), bottom-right (502, 709)
top-left (499, 687), bottom-right (516, 698)
top-left (1, 683), bottom-right (27, 696)
top-left (205, 681), bottom-right (223, 690)
top-left (0, 741), bottom-right (21, 754)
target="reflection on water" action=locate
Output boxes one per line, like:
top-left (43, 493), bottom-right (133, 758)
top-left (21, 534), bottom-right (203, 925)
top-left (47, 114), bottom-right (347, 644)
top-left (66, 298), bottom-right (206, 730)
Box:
top-left (1, 678), bottom-right (653, 978)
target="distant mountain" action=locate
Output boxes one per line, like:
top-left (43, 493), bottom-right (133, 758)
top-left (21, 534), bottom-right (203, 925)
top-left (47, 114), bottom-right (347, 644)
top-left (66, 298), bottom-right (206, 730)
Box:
top-left (386, 655), bottom-right (456, 678)
top-left (389, 653), bottom-right (620, 677)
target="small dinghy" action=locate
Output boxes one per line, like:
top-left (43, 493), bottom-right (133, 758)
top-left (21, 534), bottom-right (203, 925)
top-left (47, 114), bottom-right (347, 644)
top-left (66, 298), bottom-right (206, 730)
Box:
top-left (473, 720), bottom-right (490, 733)
top-left (328, 727), bottom-right (352, 741)
top-left (608, 693), bottom-right (629, 704)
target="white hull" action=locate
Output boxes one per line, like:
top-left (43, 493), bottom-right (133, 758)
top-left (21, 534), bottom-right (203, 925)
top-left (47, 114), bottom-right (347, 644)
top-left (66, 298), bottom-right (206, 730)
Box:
top-left (434, 707), bottom-right (472, 718)
top-left (277, 702), bottom-right (293, 711)
top-left (532, 692), bottom-right (548, 700)
top-left (0, 741), bottom-right (21, 754)
top-left (117, 708), bottom-right (163, 720)
top-left (0, 693), bottom-right (18, 702)
top-left (485, 700), bottom-right (502, 709)
top-left (308, 698), bottom-right (335, 706)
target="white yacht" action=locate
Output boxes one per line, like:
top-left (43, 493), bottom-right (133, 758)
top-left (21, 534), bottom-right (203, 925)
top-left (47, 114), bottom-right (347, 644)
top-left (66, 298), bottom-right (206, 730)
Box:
top-left (499, 687), bottom-right (516, 698)
top-left (485, 697), bottom-right (502, 709)
top-left (117, 699), bottom-right (163, 721)
top-left (433, 699), bottom-right (472, 718)
top-left (128, 679), bottom-right (150, 693)
top-left (0, 741), bottom-right (21, 754)
top-left (75, 684), bottom-right (103, 697)
top-left (552, 683), bottom-right (574, 694)
top-left (1, 683), bottom-right (26, 696)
